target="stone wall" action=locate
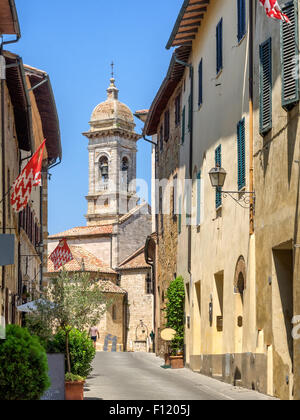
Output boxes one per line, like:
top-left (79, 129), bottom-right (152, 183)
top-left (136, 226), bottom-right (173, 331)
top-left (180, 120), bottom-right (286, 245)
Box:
top-left (120, 268), bottom-right (153, 352)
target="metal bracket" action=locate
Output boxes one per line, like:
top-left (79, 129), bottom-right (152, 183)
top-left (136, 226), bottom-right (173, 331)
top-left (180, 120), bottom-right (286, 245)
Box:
top-left (219, 190), bottom-right (256, 209)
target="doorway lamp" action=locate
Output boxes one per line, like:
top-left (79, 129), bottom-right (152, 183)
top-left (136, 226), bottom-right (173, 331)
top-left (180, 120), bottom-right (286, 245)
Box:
top-left (209, 165), bottom-right (255, 209)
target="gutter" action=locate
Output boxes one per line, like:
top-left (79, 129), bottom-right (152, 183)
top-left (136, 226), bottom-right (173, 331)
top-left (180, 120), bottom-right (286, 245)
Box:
top-left (2, 0), bottom-right (21, 46)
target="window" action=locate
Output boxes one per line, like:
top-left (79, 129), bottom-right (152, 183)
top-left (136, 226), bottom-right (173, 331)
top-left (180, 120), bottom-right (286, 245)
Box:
top-left (215, 145), bottom-right (222, 209)
top-left (164, 110), bottom-right (170, 141)
top-left (237, 118), bottom-right (246, 190)
top-left (99, 156), bottom-right (109, 189)
top-left (281, 0), bottom-right (299, 110)
top-left (216, 18), bottom-right (223, 74)
top-left (259, 38), bottom-right (272, 135)
top-left (145, 273), bottom-right (152, 295)
top-left (175, 94), bottom-right (181, 126)
top-left (181, 106), bottom-right (186, 144)
top-left (237, 0), bottom-right (246, 42)
top-left (196, 171), bottom-right (202, 226)
top-left (198, 59), bottom-right (203, 107)
top-left (160, 125), bottom-right (164, 152)
top-left (121, 157), bottom-right (129, 191)
top-left (159, 186), bottom-right (163, 234)
top-left (112, 305), bottom-right (117, 321)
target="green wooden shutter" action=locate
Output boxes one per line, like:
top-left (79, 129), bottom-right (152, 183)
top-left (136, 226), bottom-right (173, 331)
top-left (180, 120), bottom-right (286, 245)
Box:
top-left (281, 0), bottom-right (299, 110)
top-left (237, 0), bottom-right (246, 42)
top-left (197, 172), bottom-right (201, 225)
top-left (237, 118), bottom-right (246, 190)
top-left (181, 106), bottom-right (186, 144)
top-left (215, 145), bottom-right (222, 209)
top-left (188, 94), bottom-right (192, 132)
top-left (259, 38), bottom-right (272, 135)
top-left (216, 19), bottom-right (223, 74)
top-left (198, 59), bottom-right (203, 107)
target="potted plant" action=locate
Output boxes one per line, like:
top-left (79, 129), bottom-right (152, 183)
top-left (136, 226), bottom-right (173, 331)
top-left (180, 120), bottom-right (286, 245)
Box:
top-left (65, 373), bottom-right (85, 401)
top-left (26, 270), bottom-right (110, 400)
top-left (165, 276), bottom-right (185, 369)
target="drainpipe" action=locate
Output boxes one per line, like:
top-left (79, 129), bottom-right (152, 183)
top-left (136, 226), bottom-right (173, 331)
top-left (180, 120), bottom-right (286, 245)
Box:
top-left (249, 0), bottom-right (255, 235)
top-left (174, 56), bottom-right (194, 276)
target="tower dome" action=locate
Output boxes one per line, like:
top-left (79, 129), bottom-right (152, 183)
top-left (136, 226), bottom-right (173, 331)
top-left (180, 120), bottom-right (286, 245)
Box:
top-left (89, 75), bottom-right (135, 132)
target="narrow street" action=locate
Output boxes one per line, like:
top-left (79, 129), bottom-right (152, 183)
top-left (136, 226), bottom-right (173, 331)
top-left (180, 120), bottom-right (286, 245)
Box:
top-left (84, 352), bottom-right (275, 401)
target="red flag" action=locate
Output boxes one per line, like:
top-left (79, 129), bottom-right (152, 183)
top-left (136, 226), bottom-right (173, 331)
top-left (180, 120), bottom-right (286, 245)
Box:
top-left (260, 0), bottom-right (291, 24)
top-left (11, 140), bottom-right (46, 213)
top-left (49, 238), bottom-right (74, 271)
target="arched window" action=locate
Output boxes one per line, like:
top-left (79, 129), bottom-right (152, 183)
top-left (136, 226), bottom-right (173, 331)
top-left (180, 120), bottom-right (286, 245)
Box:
top-left (112, 305), bottom-right (117, 321)
top-left (99, 156), bottom-right (109, 189)
top-left (121, 157), bottom-right (129, 191)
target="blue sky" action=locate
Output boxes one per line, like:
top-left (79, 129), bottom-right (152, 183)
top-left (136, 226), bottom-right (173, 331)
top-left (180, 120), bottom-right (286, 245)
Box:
top-left (11, 0), bottom-right (183, 235)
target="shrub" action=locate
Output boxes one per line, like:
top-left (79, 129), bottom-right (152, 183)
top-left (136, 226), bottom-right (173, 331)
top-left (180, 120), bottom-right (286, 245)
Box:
top-left (47, 329), bottom-right (95, 378)
top-left (0, 325), bottom-right (50, 400)
top-left (65, 373), bottom-right (85, 382)
top-left (166, 276), bottom-right (185, 355)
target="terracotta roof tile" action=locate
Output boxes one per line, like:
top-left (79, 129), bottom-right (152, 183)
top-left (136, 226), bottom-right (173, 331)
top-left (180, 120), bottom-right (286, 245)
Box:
top-left (49, 225), bottom-right (113, 239)
top-left (47, 245), bottom-right (116, 275)
top-left (118, 246), bottom-right (150, 270)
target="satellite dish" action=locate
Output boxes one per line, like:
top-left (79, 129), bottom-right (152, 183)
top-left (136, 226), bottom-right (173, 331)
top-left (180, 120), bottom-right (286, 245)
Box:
top-left (161, 328), bottom-right (176, 341)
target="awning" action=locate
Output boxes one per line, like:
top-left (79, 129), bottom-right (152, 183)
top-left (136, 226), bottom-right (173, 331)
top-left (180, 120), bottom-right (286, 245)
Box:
top-left (17, 299), bottom-right (54, 313)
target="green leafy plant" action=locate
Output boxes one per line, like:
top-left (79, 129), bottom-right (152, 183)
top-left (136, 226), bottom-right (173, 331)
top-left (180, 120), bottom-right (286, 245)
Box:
top-left (166, 276), bottom-right (185, 356)
top-left (47, 329), bottom-right (95, 378)
top-left (26, 270), bottom-right (110, 375)
top-left (0, 325), bottom-right (50, 400)
top-left (65, 373), bottom-right (85, 382)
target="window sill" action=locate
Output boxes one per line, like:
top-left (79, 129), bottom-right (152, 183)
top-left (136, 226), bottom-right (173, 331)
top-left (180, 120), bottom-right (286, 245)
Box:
top-left (216, 69), bottom-right (223, 79)
top-left (237, 33), bottom-right (247, 46)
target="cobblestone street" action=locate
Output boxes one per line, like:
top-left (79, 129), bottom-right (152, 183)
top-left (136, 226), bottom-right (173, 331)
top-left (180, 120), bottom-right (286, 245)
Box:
top-left (84, 352), bottom-right (276, 401)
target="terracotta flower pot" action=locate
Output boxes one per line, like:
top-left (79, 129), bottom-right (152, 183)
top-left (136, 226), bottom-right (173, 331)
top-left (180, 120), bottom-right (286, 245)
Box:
top-left (65, 381), bottom-right (85, 401)
top-left (170, 355), bottom-right (184, 369)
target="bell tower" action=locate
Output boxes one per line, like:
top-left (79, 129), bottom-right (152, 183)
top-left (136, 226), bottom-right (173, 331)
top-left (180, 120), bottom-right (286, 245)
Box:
top-left (83, 71), bottom-right (141, 226)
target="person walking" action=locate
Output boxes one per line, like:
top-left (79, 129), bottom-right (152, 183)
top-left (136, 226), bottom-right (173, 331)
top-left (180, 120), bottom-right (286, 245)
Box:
top-left (89, 326), bottom-right (100, 350)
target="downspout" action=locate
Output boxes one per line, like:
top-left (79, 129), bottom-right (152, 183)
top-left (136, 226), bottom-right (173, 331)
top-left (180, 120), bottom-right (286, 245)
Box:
top-left (174, 56), bottom-right (194, 276)
top-left (249, 0), bottom-right (254, 235)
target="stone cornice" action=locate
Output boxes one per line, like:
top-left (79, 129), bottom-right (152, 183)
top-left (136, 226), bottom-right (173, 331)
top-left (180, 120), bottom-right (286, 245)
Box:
top-left (83, 128), bottom-right (141, 142)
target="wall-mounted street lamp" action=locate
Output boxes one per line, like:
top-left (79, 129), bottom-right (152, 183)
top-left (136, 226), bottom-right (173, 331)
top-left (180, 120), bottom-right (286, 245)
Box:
top-left (209, 166), bottom-right (255, 209)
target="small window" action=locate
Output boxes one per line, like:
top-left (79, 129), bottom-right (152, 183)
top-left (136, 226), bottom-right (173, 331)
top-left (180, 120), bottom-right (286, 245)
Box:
top-left (112, 305), bottom-right (117, 321)
top-left (198, 59), bottom-right (203, 107)
top-left (259, 38), bottom-right (272, 135)
top-left (160, 125), bottom-right (164, 152)
top-left (237, 0), bottom-right (246, 42)
top-left (178, 195), bottom-right (182, 234)
top-left (216, 19), bottom-right (223, 74)
top-left (164, 110), bottom-right (170, 142)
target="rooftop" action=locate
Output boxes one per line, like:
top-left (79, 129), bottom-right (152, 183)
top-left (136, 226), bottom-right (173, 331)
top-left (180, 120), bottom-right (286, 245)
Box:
top-left (0, 0), bottom-right (20, 37)
top-left (118, 246), bottom-right (150, 270)
top-left (48, 225), bottom-right (113, 239)
top-left (47, 245), bottom-right (117, 275)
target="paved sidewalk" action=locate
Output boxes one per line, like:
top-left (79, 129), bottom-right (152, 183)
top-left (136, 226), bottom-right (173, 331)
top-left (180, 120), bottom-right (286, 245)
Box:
top-left (84, 352), bottom-right (277, 400)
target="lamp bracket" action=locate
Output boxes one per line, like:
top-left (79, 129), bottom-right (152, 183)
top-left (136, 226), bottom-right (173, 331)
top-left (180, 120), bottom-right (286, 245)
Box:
top-left (218, 189), bottom-right (256, 209)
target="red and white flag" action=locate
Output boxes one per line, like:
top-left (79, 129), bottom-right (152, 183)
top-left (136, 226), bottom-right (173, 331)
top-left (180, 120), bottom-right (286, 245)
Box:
top-left (49, 238), bottom-right (74, 271)
top-left (11, 140), bottom-right (46, 213)
top-left (260, 0), bottom-right (291, 24)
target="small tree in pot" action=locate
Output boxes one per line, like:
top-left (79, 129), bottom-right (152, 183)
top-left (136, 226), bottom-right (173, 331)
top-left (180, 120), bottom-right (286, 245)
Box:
top-left (166, 276), bottom-right (185, 368)
top-left (26, 270), bottom-right (110, 400)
